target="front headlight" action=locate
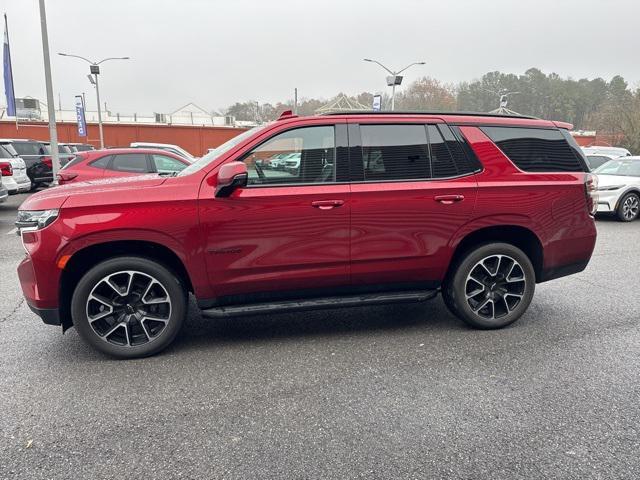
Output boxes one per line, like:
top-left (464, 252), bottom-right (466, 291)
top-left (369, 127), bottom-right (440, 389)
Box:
top-left (597, 185), bottom-right (625, 191)
top-left (15, 209), bottom-right (59, 232)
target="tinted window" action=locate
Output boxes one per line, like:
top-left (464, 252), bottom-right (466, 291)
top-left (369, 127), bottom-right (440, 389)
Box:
top-left (75, 144), bottom-right (94, 151)
top-left (152, 154), bottom-right (187, 173)
top-left (441, 125), bottom-right (482, 174)
top-left (428, 125), bottom-right (457, 178)
top-left (110, 154), bottom-right (148, 173)
top-left (11, 142), bottom-right (45, 157)
top-left (481, 126), bottom-right (586, 172)
top-left (89, 155), bottom-right (111, 169)
top-left (242, 126), bottom-right (335, 185)
top-left (361, 125), bottom-right (430, 181)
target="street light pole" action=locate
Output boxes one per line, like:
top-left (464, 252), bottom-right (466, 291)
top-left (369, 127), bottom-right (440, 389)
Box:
top-left (58, 53), bottom-right (130, 149)
top-left (38, 0), bottom-right (60, 182)
top-left (363, 59), bottom-right (426, 111)
top-left (94, 72), bottom-right (104, 148)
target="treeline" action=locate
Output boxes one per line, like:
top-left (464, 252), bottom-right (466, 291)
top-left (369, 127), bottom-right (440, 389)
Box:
top-left (224, 68), bottom-right (640, 152)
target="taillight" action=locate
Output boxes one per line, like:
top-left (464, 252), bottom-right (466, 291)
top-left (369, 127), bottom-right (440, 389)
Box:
top-left (42, 156), bottom-right (52, 168)
top-left (57, 172), bottom-right (78, 183)
top-left (585, 173), bottom-right (598, 216)
top-left (0, 161), bottom-right (12, 176)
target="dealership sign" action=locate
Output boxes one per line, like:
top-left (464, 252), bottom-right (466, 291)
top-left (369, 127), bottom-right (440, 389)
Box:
top-left (372, 94), bottom-right (382, 111)
top-left (75, 95), bottom-right (87, 137)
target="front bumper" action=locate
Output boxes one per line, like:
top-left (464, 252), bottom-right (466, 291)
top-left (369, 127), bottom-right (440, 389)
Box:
top-left (596, 189), bottom-right (623, 213)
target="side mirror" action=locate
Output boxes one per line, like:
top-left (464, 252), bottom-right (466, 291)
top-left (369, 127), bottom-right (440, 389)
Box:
top-left (215, 161), bottom-right (248, 198)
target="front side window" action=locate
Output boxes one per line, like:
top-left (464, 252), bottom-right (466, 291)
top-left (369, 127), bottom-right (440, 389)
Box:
top-left (152, 154), bottom-right (187, 173)
top-left (242, 126), bottom-right (336, 185)
top-left (361, 124), bottom-right (430, 181)
top-left (109, 154), bottom-right (149, 173)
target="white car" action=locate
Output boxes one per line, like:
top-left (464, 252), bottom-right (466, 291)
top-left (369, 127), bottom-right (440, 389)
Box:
top-left (595, 156), bottom-right (640, 221)
top-left (582, 146), bottom-right (631, 158)
top-left (0, 172), bottom-right (7, 203)
top-left (0, 144), bottom-right (31, 193)
top-left (584, 153), bottom-right (614, 171)
top-left (130, 142), bottom-right (195, 162)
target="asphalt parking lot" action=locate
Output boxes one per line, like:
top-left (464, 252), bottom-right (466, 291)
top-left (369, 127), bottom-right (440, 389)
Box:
top-left (0, 192), bottom-right (638, 479)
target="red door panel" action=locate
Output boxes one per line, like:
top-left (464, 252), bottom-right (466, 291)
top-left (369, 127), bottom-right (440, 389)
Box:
top-left (199, 184), bottom-right (350, 298)
top-left (350, 176), bottom-right (477, 285)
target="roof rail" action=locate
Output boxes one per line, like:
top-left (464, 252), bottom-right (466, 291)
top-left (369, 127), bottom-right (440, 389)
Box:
top-left (318, 110), bottom-right (538, 120)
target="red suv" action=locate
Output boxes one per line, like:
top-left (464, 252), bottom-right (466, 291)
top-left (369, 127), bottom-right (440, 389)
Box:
top-left (56, 148), bottom-right (190, 185)
top-left (16, 112), bottom-right (598, 358)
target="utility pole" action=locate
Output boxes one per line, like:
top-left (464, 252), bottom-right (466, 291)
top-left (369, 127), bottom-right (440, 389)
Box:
top-left (294, 88), bottom-right (298, 115)
top-left (38, 0), bottom-right (60, 183)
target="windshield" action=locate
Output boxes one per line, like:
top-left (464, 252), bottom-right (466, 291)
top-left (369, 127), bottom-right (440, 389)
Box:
top-left (594, 159), bottom-right (640, 177)
top-left (178, 126), bottom-right (266, 176)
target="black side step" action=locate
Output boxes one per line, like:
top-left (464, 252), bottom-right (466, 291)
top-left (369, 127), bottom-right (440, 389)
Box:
top-left (201, 290), bottom-right (438, 318)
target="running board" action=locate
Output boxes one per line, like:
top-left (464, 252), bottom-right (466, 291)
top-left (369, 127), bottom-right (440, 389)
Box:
top-left (201, 290), bottom-right (438, 318)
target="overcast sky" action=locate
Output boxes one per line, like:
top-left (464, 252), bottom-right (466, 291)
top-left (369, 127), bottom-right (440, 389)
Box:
top-left (4, 0), bottom-right (640, 115)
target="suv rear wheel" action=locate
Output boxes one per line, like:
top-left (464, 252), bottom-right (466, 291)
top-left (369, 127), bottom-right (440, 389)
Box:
top-left (71, 256), bottom-right (186, 358)
top-left (443, 243), bottom-right (535, 329)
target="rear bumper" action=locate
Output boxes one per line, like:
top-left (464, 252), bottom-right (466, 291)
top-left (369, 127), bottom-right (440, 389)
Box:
top-left (3, 176), bottom-right (31, 193)
top-left (27, 303), bottom-right (61, 326)
top-left (539, 259), bottom-right (590, 282)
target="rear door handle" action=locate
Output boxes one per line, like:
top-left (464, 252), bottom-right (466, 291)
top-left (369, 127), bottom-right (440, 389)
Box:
top-left (311, 200), bottom-right (345, 210)
top-left (434, 194), bottom-right (465, 205)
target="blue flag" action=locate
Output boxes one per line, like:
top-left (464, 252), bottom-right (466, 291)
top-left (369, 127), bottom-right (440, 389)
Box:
top-left (3, 14), bottom-right (16, 117)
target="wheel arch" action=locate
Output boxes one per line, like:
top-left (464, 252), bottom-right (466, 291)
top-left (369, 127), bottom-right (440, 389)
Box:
top-left (447, 225), bottom-right (544, 284)
top-left (59, 240), bottom-right (194, 331)
top-left (614, 187), bottom-right (640, 212)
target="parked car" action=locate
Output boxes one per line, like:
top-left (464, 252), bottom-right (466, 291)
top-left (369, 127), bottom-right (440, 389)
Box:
top-left (283, 152), bottom-right (302, 174)
top-left (0, 139), bottom-right (53, 189)
top-left (57, 148), bottom-right (190, 185)
top-left (584, 153), bottom-right (614, 171)
top-left (0, 172), bottom-right (7, 203)
top-left (594, 156), bottom-right (640, 221)
top-left (41, 142), bottom-right (76, 167)
top-left (60, 142), bottom-right (95, 153)
top-left (582, 146), bottom-right (631, 158)
top-left (0, 144), bottom-right (31, 193)
top-left (130, 142), bottom-right (195, 162)
top-left (16, 111), bottom-right (597, 358)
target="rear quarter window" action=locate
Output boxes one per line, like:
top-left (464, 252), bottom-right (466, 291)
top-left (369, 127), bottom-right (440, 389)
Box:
top-left (481, 126), bottom-right (587, 172)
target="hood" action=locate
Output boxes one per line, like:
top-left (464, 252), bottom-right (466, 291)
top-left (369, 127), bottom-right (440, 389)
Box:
top-left (20, 174), bottom-right (167, 211)
top-left (596, 174), bottom-right (640, 187)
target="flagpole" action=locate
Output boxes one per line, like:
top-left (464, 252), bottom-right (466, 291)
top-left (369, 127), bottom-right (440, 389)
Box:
top-left (37, 0), bottom-right (60, 183)
top-left (4, 14), bottom-right (18, 130)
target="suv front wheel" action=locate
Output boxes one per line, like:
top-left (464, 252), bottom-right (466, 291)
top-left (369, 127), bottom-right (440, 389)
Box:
top-left (443, 243), bottom-right (535, 329)
top-left (71, 256), bottom-right (186, 358)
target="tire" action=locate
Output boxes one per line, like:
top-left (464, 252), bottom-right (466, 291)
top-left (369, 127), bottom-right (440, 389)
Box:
top-left (616, 192), bottom-right (640, 222)
top-left (442, 243), bottom-right (535, 329)
top-left (71, 256), bottom-right (186, 359)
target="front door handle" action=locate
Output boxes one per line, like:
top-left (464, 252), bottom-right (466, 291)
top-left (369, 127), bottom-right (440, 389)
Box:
top-left (312, 200), bottom-right (345, 210)
top-left (434, 194), bottom-right (465, 205)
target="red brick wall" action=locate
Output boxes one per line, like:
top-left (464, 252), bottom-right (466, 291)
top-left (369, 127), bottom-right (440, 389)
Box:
top-left (0, 120), bottom-right (247, 157)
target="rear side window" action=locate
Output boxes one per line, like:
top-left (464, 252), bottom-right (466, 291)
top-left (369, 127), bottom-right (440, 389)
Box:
top-left (427, 125), bottom-right (458, 178)
top-left (63, 154), bottom-right (89, 169)
top-left (361, 125), bottom-right (430, 181)
top-left (110, 154), bottom-right (149, 173)
top-left (0, 145), bottom-right (12, 159)
top-left (481, 126), bottom-right (586, 172)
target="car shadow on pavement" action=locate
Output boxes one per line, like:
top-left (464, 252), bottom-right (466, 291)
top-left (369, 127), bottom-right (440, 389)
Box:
top-left (167, 295), bottom-right (467, 354)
